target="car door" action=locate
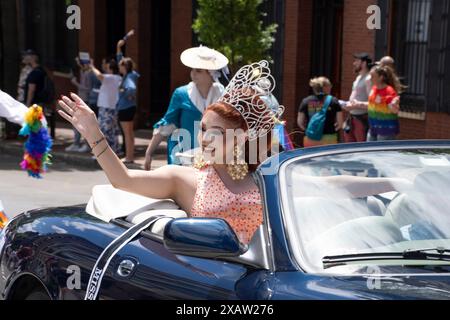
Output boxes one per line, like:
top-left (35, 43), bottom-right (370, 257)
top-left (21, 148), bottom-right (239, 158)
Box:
top-left (95, 232), bottom-right (272, 300)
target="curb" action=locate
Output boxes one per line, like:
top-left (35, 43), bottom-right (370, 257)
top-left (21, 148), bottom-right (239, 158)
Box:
top-left (0, 142), bottom-right (101, 169)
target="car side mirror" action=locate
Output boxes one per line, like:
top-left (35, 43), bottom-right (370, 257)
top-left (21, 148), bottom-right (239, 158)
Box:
top-left (163, 218), bottom-right (245, 258)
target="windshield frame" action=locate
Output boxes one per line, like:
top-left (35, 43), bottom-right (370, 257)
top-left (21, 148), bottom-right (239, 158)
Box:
top-left (278, 143), bottom-right (450, 276)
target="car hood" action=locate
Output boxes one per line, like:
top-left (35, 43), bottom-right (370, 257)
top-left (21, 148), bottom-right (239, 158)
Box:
top-left (272, 267), bottom-right (450, 300)
top-left (335, 274), bottom-right (450, 300)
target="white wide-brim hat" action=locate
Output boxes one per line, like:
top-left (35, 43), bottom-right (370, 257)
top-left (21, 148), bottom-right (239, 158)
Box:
top-left (180, 46), bottom-right (229, 71)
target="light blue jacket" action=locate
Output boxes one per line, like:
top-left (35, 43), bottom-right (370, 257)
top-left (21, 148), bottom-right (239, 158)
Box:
top-left (154, 85), bottom-right (203, 165)
top-left (116, 53), bottom-right (140, 110)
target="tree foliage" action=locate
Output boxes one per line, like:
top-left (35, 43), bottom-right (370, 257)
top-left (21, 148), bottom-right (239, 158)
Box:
top-left (193, 0), bottom-right (278, 72)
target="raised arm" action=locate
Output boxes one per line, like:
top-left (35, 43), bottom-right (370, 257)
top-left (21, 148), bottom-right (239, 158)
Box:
top-left (57, 93), bottom-right (180, 200)
top-left (89, 61), bottom-right (104, 82)
top-left (116, 39), bottom-right (125, 63)
top-left (116, 29), bottom-right (135, 63)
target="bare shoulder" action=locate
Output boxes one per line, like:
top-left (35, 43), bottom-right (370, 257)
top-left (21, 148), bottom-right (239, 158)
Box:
top-left (161, 165), bottom-right (198, 212)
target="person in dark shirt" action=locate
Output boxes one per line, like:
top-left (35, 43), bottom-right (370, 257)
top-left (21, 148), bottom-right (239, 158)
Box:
top-left (24, 51), bottom-right (46, 106)
top-left (23, 50), bottom-right (57, 138)
top-left (297, 77), bottom-right (343, 147)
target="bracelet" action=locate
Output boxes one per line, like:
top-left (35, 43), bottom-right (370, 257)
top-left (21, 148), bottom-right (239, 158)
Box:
top-left (95, 145), bottom-right (109, 159)
top-left (90, 136), bottom-right (106, 150)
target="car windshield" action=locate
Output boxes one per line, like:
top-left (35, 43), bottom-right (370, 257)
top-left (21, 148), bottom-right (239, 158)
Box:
top-left (281, 148), bottom-right (450, 274)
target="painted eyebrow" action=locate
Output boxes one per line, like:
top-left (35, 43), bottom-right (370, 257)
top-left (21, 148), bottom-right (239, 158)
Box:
top-left (201, 125), bottom-right (226, 131)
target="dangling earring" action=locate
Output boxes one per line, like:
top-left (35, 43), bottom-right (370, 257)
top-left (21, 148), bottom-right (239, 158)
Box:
top-left (193, 152), bottom-right (209, 170)
top-left (227, 145), bottom-right (249, 181)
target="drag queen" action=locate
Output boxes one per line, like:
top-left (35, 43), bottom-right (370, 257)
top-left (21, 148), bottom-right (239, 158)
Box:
top-left (58, 61), bottom-right (409, 244)
top-left (144, 46), bottom-right (229, 168)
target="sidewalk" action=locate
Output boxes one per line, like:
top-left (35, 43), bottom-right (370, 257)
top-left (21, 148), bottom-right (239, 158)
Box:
top-left (0, 122), bottom-right (168, 170)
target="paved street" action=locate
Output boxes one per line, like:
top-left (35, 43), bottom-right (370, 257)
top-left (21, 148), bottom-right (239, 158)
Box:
top-left (0, 153), bottom-right (109, 217)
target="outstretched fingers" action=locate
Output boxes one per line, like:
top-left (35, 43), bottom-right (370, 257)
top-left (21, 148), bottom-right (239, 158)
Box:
top-left (58, 98), bottom-right (74, 115)
top-left (70, 92), bottom-right (91, 111)
top-left (58, 110), bottom-right (73, 123)
top-left (69, 92), bottom-right (83, 104)
top-left (61, 95), bottom-right (76, 110)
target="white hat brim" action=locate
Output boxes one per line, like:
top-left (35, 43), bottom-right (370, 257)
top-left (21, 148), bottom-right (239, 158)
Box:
top-left (180, 47), bottom-right (229, 71)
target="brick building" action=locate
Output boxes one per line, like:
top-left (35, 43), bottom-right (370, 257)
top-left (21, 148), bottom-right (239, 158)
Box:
top-left (1, 0), bottom-right (449, 139)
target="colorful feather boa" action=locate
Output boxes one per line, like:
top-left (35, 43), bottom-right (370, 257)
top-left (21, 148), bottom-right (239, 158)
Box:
top-left (19, 105), bottom-right (53, 178)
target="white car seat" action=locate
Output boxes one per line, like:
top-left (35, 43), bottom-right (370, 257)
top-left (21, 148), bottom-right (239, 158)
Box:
top-left (384, 194), bottom-right (421, 228)
top-left (86, 185), bottom-right (188, 235)
top-left (292, 197), bottom-right (380, 244)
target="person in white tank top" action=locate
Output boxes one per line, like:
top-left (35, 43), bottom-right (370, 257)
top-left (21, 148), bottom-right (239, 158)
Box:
top-left (342, 52), bottom-right (373, 142)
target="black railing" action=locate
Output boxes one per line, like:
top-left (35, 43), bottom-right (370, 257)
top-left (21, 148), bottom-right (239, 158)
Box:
top-left (391, 0), bottom-right (450, 114)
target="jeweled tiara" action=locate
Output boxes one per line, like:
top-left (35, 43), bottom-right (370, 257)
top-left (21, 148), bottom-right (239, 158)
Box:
top-left (218, 60), bottom-right (285, 140)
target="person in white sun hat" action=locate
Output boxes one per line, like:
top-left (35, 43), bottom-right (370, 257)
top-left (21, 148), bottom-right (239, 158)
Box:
top-left (144, 46), bottom-right (229, 169)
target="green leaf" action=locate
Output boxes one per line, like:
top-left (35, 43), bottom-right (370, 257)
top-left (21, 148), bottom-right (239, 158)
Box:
top-left (193, 0), bottom-right (278, 72)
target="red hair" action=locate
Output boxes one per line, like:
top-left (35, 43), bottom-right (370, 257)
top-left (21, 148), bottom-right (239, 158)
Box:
top-left (205, 101), bottom-right (273, 172)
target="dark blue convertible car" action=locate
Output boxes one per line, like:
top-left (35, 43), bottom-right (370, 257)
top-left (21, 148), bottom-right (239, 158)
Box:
top-left (2, 141), bottom-right (450, 300)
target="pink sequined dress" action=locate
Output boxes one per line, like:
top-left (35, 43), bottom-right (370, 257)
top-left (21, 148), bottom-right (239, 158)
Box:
top-left (190, 166), bottom-right (263, 244)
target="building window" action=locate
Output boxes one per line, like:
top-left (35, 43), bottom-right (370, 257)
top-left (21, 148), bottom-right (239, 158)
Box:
top-left (311, 0), bottom-right (344, 98)
top-left (426, 0), bottom-right (450, 113)
top-left (391, 0), bottom-right (450, 115)
top-left (391, 0), bottom-right (431, 116)
top-left (19, 0), bottom-right (79, 73)
top-left (106, 0), bottom-right (125, 57)
top-left (404, 0), bottom-right (431, 96)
